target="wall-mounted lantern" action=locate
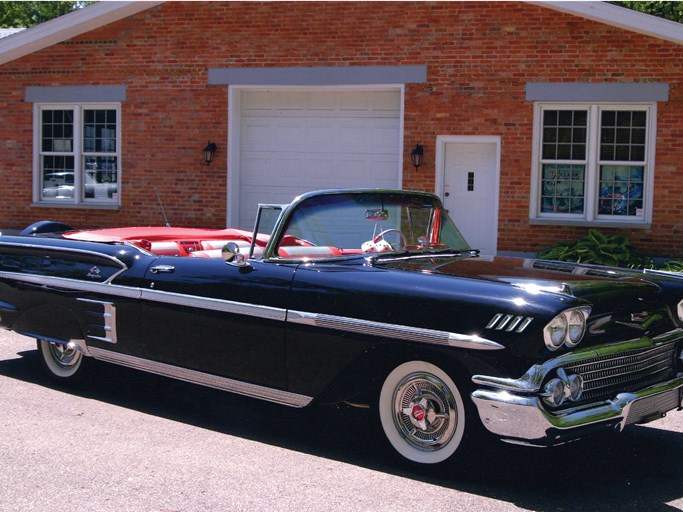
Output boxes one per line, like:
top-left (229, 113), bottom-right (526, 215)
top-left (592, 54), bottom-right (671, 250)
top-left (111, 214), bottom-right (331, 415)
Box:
top-left (410, 144), bottom-right (424, 171)
top-left (203, 141), bottom-right (217, 166)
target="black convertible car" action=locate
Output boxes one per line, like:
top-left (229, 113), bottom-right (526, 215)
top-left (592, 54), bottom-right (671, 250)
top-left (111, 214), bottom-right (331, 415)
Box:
top-left (1, 189), bottom-right (682, 465)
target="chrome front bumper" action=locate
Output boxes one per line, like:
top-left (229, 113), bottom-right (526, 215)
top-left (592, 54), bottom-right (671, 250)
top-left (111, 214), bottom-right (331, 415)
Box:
top-left (471, 376), bottom-right (683, 444)
top-left (471, 330), bottom-right (683, 445)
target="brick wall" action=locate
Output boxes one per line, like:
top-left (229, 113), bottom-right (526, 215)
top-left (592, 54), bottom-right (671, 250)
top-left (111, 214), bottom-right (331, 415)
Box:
top-left (0, 1), bottom-right (681, 256)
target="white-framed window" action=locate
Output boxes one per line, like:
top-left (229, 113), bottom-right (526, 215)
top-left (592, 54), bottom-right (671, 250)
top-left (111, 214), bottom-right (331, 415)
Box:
top-left (530, 103), bottom-right (656, 226)
top-left (33, 103), bottom-right (120, 206)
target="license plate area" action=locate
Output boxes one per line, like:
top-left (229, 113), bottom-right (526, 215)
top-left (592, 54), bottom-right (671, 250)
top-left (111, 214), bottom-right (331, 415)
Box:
top-left (625, 388), bottom-right (682, 426)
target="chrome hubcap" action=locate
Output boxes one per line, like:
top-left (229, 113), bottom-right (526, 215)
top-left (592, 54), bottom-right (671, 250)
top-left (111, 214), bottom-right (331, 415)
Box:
top-left (48, 342), bottom-right (80, 368)
top-left (393, 372), bottom-right (457, 451)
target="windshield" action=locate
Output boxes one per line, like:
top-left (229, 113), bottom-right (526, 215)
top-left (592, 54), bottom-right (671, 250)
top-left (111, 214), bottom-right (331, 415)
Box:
top-left (271, 191), bottom-right (470, 260)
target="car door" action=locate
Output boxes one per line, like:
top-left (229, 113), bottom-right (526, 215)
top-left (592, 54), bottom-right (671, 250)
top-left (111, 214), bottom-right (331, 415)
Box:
top-left (137, 256), bottom-right (297, 389)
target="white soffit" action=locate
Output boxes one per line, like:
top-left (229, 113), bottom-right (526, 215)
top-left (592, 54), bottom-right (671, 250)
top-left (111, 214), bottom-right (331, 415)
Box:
top-left (0, 1), bottom-right (164, 65)
top-left (532, 1), bottom-right (683, 46)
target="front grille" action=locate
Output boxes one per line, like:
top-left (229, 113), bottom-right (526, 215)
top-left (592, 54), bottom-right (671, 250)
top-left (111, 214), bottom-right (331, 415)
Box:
top-left (564, 344), bottom-right (677, 403)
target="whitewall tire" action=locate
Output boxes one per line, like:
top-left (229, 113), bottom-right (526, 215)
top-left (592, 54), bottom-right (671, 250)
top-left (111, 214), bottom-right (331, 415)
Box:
top-left (378, 360), bottom-right (467, 464)
top-left (37, 339), bottom-right (84, 380)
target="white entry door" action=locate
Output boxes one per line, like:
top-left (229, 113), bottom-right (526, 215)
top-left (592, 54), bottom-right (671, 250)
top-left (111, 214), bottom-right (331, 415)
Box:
top-left (440, 138), bottom-right (500, 255)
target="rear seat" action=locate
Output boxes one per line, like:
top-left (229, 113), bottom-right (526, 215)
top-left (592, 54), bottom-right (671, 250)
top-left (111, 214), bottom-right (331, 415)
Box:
top-left (277, 246), bottom-right (341, 259)
top-left (189, 241), bottom-right (263, 258)
top-left (149, 241), bottom-right (188, 256)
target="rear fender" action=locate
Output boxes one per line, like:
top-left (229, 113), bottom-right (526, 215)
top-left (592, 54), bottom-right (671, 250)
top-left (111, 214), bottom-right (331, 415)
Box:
top-left (13, 303), bottom-right (83, 345)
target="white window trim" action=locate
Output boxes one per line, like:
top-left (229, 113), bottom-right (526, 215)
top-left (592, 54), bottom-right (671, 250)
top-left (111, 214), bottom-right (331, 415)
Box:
top-left (529, 102), bottom-right (656, 228)
top-left (32, 102), bottom-right (122, 208)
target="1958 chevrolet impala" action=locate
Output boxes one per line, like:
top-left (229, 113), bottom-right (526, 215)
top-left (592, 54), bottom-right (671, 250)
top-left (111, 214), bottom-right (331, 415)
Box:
top-left (1, 189), bottom-right (682, 465)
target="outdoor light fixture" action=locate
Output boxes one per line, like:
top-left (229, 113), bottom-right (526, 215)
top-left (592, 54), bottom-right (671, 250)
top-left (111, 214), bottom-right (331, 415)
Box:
top-left (410, 144), bottom-right (424, 171)
top-left (203, 141), bottom-right (217, 166)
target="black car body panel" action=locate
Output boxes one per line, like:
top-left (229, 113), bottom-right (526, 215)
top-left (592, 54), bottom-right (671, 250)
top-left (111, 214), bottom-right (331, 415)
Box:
top-left (1, 189), bottom-right (682, 464)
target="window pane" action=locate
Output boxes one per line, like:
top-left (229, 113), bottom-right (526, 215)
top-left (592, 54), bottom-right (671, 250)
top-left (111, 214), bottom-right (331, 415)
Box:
top-left (41, 155), bottom-right (75, 199)
top-left (541, 110), bottom-right (587, 161)
top-left (600, 110), bottom-right (646, 162)
top-left (83, 156), bottom-right (118, 199)
top-left (598, 165), bottom-right (644, 216)
top-left (83, 109), bottom-right (117, 153)
top-left (540, 164), bottom-right (585, 214)
top-left (41, 109), bottom-right (74, 153)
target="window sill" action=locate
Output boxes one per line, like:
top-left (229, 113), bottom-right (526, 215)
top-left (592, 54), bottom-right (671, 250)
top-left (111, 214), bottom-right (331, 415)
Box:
top-left (31, 202), bottom-right (121, 211)
top-left (529, 218), bottom-right (651, 230)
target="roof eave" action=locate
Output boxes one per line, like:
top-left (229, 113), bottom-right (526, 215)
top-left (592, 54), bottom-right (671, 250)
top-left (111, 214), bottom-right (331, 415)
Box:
top-left (0, 1), bottom-right (164, 66)
top-left (531, 1), bottom-right (683, 46)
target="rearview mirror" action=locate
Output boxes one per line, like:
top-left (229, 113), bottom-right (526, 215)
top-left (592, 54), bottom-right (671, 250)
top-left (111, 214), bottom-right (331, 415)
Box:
top-left (365, 209), bottom-right (389, 221)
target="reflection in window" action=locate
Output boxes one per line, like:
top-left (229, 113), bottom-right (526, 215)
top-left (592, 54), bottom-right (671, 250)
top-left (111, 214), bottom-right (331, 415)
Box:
top-left (598, 166), bottom-right (643, 216)
top-left (542, 110), bottom-right (587, 160)
top-left (533, 104), bottom-right (652, 223)
top-left (541, 164), bottom-right (585, 214)
top-left (37, 105), bottom-right (120, 205)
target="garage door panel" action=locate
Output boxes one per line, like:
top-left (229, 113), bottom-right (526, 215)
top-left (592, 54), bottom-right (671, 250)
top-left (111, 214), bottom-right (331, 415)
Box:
top-left (241, 153), bottom-right (399, 185)
top-left (242, 118), bottom-right (399, 153)
top-left (237, 89), bottom-right (401, 229)
top-left (242, 90), bottom-right (400, 116)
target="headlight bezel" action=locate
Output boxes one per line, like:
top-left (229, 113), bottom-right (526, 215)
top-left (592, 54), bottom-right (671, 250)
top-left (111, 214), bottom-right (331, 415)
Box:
top-left (543, 306), bottom-right (591, 351)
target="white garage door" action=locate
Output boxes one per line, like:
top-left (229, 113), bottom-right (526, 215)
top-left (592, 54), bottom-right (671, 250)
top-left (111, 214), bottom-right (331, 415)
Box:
top-left (236, 89), bottom-right (401, 229)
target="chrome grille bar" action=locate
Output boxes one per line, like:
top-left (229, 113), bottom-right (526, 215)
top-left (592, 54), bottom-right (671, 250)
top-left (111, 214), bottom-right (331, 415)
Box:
top-left (564, 344), bottom-right (676, 402)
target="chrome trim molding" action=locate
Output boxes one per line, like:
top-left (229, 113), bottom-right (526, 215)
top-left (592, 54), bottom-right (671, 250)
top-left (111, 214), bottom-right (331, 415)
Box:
top-left (87, 347), bottom-right (313, 408)
top-left (0, 272), bottom-right (140, 298)
top-left (139, 289), bottom-right (287, 321)
top-left (485, 313), bottom-right (534, 333)
top-left (2, 270), bottom-right (502, 349)
top-left (288, 310), bottom-right (504, 350)
top-left (0, 242), bottom-right (129, 280)
top-left (0, 272), bottom-right (287, 322)
top-left (77, 298), bottom-right (118, 344)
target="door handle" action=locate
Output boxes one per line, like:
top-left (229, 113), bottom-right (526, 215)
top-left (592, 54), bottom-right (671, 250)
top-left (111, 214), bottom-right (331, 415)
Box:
top-left (150, 265), bottom-right (175, 274)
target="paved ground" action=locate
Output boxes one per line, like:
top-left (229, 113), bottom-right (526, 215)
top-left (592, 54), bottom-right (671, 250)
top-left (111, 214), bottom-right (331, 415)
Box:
top-left (1, 328), bottom-right (682, 512)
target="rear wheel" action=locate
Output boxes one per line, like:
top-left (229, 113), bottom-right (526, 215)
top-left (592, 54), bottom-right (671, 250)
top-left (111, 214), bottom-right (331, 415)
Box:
top-left (37, 339), bottom-right (84, 380)
top-left (378, 360), bottom-right (468, 464)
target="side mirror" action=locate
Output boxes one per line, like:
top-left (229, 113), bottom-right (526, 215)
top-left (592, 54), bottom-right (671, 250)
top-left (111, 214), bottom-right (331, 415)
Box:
top-left (222, 242), bottom-right (247, 267)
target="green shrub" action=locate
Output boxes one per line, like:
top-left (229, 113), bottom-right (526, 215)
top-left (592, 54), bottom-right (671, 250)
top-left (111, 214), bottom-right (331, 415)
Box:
top-left (658, 260), bottom-right (683, 273)
top-left (537, 229), bottom-right (653, 268)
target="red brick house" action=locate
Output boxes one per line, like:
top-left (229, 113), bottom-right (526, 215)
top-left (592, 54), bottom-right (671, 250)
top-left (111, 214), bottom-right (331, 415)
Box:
top-left (1, 1), bottom-right (682, 257)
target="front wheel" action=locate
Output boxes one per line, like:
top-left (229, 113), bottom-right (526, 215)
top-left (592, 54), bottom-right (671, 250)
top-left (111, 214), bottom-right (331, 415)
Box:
top-left (378, 360), bottom-right (468, 464)
top-left (37, 339), bottom-right (84, 380)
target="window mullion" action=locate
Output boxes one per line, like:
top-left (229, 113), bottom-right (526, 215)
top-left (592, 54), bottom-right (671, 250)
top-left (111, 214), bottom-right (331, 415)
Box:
top-left (585, 105), bottom-right (599, 221)
top-left (72, 106), bottom-right (83, 204)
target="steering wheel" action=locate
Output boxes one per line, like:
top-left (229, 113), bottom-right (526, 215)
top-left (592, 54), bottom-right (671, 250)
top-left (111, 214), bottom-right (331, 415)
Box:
top-left (372, 229), bottom-right (407, 250)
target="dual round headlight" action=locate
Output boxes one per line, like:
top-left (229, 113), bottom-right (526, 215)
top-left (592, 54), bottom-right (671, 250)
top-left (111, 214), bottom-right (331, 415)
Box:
top-left (544, 306), bottom-right (591, 351)
top-left (542, 370), bottom-right (584, 407)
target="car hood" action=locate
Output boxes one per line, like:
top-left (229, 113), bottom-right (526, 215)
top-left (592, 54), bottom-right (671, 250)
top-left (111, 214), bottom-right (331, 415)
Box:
top-left (377, 254), bottom-right (661, 301)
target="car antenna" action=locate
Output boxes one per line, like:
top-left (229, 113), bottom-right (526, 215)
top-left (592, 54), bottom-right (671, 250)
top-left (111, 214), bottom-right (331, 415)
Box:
top-left (154, 188), bottom-right (171, 227)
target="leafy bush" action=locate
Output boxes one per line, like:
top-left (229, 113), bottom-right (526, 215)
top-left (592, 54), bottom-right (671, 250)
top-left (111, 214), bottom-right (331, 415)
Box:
top-left (658, 260), bottom-right (683, 273)
top-left (537, 229), bottom-right (653, 268)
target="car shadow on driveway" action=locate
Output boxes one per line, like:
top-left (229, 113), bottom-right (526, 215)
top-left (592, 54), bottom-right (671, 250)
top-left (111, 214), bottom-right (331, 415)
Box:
top-left (2, 349), bottom-right (682, 512)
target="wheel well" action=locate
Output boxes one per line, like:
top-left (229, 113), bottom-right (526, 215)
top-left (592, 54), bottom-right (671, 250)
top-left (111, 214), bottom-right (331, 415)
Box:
top-left (315, 341), bottom-right (476, 407)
